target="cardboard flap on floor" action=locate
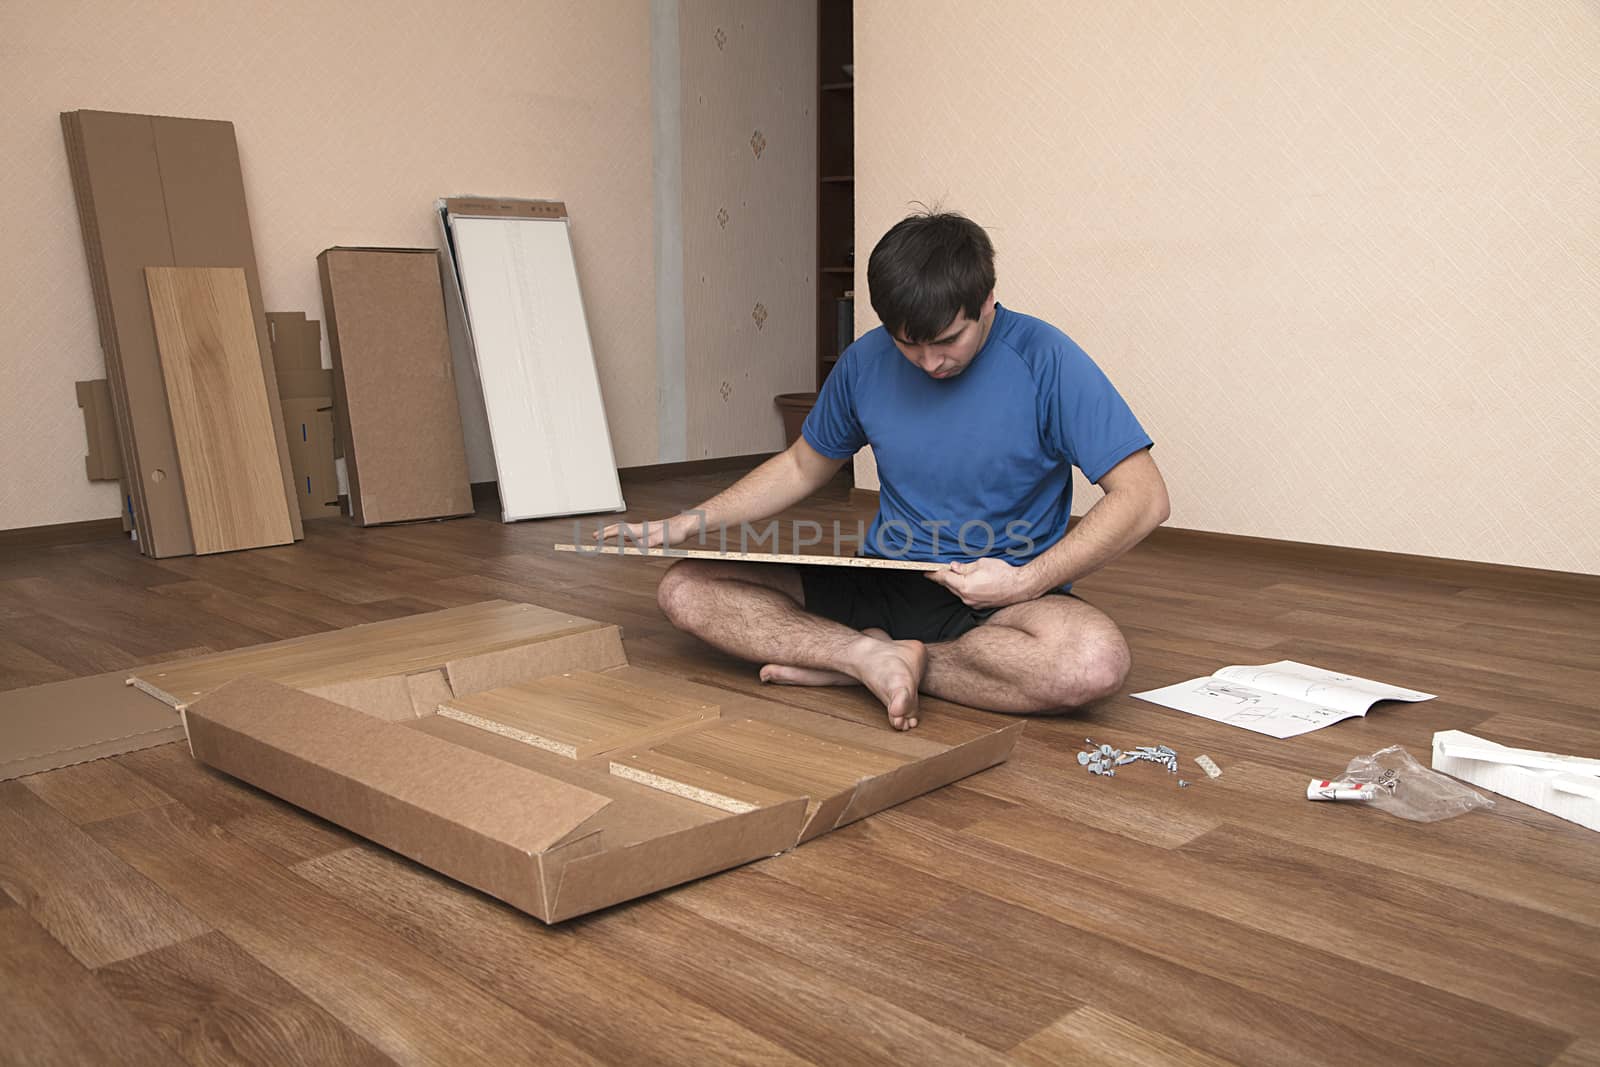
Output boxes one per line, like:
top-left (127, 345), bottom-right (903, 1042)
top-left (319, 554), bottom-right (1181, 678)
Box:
top-left (0, 671), bottom-right (183, 782)
top-left (130, 600), bottom-right (613, 711)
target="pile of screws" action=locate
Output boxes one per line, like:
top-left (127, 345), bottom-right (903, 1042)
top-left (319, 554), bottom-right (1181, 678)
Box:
top-left (1078, 738), bottom-right (1189, 786)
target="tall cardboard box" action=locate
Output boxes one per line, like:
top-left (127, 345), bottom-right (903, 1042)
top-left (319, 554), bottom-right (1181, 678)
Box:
top-left (317, 248), bottom-right (473, 525)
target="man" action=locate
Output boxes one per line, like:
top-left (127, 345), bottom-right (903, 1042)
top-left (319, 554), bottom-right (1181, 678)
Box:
top-left (600, 211), bottom-right (1169, 731)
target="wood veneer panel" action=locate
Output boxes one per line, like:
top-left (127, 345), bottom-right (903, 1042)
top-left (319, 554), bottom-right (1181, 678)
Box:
top-left (145, 267), bottom-right (295, 555)
top-left (439, 670), bottom-right (717, 757)
top-left (609, 718), bottom-right (912, 814)
top-left (130, 600), bottom-right (600, 708)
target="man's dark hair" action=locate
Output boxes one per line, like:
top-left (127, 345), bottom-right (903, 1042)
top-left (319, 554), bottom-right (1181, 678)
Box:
top-left (866, 210), bottom-right (996, 342)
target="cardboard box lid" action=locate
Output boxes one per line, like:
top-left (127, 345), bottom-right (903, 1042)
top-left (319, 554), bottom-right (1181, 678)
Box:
top-left (185, 676), bottom-right (611, 856)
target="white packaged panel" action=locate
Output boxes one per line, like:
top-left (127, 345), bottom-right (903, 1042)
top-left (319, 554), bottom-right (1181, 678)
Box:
top-left (449, 214), bottom-right (625, 521)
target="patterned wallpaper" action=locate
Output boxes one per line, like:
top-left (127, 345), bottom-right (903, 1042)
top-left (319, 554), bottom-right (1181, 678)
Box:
top-left (854, 0), bottom-right (1600, 574)
top-left (0, 0), bottom-right (656, 529)
top-left (678, 0), bottom-right (817, 458)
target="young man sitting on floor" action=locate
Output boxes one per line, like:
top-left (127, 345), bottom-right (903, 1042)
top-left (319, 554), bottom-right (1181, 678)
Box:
top-left (599, 210), bottom-right (1169, 730)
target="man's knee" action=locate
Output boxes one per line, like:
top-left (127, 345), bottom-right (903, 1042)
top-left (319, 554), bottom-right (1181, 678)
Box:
top-left (1032, 629), bottom-right (1130, 711)
top-left (656, 559), bottom-right (715, 624)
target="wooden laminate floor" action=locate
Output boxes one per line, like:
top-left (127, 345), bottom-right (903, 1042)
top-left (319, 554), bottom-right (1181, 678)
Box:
top-left (2, 469), bottom-right (1596, 1065)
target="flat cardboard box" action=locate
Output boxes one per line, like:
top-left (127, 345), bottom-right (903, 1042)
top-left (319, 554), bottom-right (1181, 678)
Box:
top-left (175, 601), bottom-right (1020, 922)
top-left (317, 248), bottom-right (473, 526)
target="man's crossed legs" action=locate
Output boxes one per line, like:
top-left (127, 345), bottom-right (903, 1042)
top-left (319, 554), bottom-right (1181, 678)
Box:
top-left (655, 559), bottom-right (1131, 730)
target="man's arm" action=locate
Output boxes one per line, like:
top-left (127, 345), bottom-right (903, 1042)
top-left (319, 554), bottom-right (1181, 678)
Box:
top-left (596, 437), bottom-right (848, 547)
top-left (928, 448), bottom-right (1170, 610)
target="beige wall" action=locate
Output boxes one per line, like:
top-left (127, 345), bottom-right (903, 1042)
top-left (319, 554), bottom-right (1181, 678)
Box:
top-left (854, 1), bottom-right (1600, 575)
top-left (1, 0), bottom-right (817, 532)
top-left (2, 0), bottom-right (654, 530)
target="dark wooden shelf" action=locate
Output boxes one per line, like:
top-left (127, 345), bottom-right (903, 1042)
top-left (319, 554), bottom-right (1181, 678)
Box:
top-left (816, 0), bottom-right (853, 397)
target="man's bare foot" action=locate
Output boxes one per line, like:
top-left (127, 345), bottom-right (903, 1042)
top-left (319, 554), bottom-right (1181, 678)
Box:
top-left (759, 629), bottom-right (892, 689)
top-left (839, 634), bottom-right (927, 731)
top-left (760, 663), bottom-right (855, 687)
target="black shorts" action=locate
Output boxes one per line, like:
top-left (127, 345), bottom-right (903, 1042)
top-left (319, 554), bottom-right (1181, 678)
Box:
top-left (800, 565), bottom-right (1072, 644)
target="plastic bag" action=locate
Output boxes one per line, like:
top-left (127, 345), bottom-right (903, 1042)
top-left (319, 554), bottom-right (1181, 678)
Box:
top-left (1321, 745), bottom-right (1494, 822)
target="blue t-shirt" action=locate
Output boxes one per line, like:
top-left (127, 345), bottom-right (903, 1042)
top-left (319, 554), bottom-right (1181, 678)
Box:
top-left (802, 303), bottom-right (1152, 576)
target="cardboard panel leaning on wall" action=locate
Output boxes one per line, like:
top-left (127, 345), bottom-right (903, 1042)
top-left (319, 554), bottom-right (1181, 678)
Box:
top-left (148, 114), bottom-right (305, 544)
top-left (74, 380), bottom-right (121, 482)
top-left (317, 248), bottom-right (473, 527)
top-left (268, 312), bottom-right (340, 519)
top-left (61, 110), bottom-right (176, 553)
top-left (60, 110), bottom-right (305, 556)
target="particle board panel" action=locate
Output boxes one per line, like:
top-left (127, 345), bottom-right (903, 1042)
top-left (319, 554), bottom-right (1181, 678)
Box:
top-left (438, 670), bottom-right (718, 758)
top-left (609, 718), bottom-right (915, 816)
top-left (445, 207), bottom-right (625, 521)
top-left (608, 748), bottom-right (800, 814)
top-left (129, 601), bottom-right (608, 709)
top-left (317, 248), bottom-right (472, 525)
top-left (145, 267), bottom-right (296, 554)
top-left (557, 543), bottom-right (946, 571)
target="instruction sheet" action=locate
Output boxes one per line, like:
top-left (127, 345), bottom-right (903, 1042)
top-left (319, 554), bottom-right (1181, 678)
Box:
top-left (1133, 660), bottom-right (1435, 738)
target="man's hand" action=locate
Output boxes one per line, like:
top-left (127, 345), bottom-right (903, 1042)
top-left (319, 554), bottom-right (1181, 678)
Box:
top-left (594, 513), bottom-right (703, 549)
top-left (925, 557), bottom-right (1037, 611)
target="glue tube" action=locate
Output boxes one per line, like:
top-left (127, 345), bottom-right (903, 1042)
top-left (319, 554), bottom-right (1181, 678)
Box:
top-left (1306, 778), bottom-right (1376, 802)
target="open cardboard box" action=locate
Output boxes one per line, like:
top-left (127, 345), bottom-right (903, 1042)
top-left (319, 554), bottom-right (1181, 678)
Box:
top-left (162, 602), bottom-right (1020, 923)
